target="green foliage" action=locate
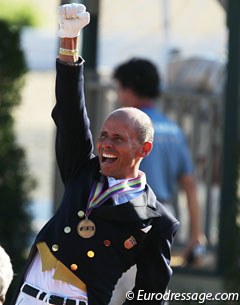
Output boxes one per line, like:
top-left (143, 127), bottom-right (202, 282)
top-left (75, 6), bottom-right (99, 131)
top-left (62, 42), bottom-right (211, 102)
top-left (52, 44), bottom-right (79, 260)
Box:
top-left (0, 0), bottom-right (40, 27)
top-left (0, 19), bottom-right (35, 304)
top-left (0, 21), bottom-right (27, 115)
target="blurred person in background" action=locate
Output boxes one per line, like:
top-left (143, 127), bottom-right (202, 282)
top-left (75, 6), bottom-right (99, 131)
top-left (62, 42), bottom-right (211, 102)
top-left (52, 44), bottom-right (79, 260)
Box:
top-left (0, 245), bottom-right (14, 304)
top-left (113, 57), bottom-right (206, 265)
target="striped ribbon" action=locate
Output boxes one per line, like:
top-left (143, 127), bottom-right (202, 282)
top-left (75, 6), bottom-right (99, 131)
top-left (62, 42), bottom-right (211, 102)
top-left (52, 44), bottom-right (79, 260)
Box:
top-left (86, 175), bottom-right (143, 217)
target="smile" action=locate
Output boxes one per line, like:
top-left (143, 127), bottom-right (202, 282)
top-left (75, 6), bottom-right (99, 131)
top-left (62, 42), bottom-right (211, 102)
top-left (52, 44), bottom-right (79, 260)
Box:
top-left (102, 153), bottom-right (118, 163)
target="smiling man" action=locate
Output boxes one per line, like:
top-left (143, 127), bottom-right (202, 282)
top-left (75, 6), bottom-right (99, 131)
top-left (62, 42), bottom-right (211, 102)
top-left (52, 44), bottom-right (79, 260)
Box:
top-left (11, 4), bottom-right (179, 305)
top-left (98, 108), bottom-right (153, 179)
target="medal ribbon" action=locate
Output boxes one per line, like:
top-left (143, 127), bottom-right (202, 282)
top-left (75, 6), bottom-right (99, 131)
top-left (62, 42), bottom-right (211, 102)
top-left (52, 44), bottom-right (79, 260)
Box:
top-left (85, 174), bottom-right (143, 217)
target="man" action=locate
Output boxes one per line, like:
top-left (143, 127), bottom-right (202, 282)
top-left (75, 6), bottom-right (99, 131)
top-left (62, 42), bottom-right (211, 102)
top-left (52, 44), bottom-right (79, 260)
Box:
top-left (12, 4), bottom-right (179, 305)
top-left (0, 245), bottom-right (13, 304)
top-left (113, 58), bottom-right (206, 265)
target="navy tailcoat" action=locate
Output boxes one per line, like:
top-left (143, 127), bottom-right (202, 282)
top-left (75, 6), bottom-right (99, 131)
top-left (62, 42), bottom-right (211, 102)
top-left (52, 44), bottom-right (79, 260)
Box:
top-left (11, 59), bottom-right (179, 305)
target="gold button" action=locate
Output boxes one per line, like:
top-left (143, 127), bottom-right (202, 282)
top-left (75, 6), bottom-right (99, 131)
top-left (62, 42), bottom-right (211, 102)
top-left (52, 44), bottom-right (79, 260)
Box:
top-left (104, 240), bottom-right (111, 247)
top-left (64, 226), bottom-right (71, 233)
top-left (77, 210), bottom-right (85, 218)
top-left (52, 244), bottom-right (59, 252)
top-left (70, 264), bottom-right (78, 271)
top-left (87, 250), bottom-right (95, 258)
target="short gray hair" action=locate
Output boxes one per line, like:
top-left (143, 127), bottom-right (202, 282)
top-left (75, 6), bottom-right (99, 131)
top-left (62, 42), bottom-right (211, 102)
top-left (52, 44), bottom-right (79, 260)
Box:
top-left (0, 246), bottom-right (13, 304)
top-left (108, 107), bottom-right (154, 144)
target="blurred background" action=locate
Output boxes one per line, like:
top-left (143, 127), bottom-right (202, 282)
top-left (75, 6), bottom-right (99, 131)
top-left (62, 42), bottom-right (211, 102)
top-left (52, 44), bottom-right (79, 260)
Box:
top-left (1, 0), bottom-right (240, 304)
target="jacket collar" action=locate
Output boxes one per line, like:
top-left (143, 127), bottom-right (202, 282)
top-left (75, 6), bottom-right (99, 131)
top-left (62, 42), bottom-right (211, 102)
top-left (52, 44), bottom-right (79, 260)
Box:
top-left (92, 185), bottom-right (161, 223)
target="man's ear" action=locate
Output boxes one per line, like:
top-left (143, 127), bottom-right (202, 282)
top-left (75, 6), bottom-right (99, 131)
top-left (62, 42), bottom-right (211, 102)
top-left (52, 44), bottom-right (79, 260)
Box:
top-left (141, 142), bottom-right (153, 157)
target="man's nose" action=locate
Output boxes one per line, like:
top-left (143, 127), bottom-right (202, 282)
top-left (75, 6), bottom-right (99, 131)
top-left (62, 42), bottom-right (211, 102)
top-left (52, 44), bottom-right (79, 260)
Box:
top-left (101, 138), bottom-right (113, 148)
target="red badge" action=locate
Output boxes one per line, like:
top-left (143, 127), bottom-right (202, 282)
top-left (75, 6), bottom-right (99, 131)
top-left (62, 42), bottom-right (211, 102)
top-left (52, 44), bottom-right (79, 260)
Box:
top-left (104, 240), bottom-right (111, 247)
top-left (124, 236), bottom-right (137, 249)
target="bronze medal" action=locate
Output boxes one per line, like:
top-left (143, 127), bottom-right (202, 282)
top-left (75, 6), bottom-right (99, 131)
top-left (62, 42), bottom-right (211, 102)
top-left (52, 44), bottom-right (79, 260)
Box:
top-left (77, 218), bottom-right (96, 238)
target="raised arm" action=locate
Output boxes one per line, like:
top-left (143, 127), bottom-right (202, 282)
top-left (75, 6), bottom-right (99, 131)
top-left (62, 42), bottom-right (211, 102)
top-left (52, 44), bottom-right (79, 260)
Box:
top-left (51, 4), bottom-right (93, 184)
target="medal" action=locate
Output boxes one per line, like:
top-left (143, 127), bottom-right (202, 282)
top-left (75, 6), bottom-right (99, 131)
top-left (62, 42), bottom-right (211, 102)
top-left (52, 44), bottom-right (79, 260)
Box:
top-left (76, 174), bottom-right (144, 238)
top-left (77, 218), bottom-right (96, 238)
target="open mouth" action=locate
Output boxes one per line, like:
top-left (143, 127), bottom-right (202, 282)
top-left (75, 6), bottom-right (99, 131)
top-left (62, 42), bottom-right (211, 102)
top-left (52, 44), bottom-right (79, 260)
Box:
top-left (102, 153), bottom-right (118, 164)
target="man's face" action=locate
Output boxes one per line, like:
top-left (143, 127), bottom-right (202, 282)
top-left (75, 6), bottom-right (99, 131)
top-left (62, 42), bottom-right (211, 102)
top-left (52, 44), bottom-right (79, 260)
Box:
top-left (97, 115), bottom-right (144, 179)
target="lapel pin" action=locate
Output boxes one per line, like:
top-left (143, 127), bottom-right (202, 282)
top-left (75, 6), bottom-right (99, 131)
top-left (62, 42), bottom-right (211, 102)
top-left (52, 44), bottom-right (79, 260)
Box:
top-left (124, 236), bottom-right (137, 249)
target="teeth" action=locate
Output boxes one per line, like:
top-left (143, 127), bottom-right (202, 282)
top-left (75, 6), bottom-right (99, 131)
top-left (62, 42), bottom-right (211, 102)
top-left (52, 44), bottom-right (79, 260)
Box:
top-left (103, 153), bottom-right (117, 159)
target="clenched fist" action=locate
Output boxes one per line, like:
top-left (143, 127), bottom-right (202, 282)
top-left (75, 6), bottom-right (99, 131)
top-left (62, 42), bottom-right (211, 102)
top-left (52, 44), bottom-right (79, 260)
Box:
top-left (58, 3), bottom-right (90, 38)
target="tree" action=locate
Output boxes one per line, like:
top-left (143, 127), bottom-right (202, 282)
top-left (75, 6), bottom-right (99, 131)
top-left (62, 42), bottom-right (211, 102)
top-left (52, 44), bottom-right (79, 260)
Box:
top-left (0, 19), bottom-right (36, 304)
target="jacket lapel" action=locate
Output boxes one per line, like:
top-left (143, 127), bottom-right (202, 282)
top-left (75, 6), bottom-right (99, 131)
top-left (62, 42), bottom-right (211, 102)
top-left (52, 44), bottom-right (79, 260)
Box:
top-left (92, 185), bottom-right (161, 223)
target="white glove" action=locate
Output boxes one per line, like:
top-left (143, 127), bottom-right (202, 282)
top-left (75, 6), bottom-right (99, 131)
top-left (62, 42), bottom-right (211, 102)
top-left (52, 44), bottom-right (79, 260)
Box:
top-left (58, 3), bottom-right (90, 38)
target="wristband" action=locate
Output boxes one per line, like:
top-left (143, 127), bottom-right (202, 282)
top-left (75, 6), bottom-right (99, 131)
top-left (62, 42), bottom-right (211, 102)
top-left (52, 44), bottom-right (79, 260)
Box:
top-left (59, 48), bottom-right (78, 56)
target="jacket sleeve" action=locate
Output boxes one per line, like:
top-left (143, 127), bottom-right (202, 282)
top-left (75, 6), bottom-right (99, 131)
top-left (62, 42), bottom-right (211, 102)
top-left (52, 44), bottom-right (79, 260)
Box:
top-left (51, 59), bottom-right (94, 184)
top-left (123, 220), bottom-right (179, 305)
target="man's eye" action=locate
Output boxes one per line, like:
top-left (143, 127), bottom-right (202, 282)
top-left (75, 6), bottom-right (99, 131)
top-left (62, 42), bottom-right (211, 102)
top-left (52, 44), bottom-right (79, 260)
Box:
top-left (99, 134), bottom-right (106, 140)
top-left (113, 137), bottom-right (122, 144)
